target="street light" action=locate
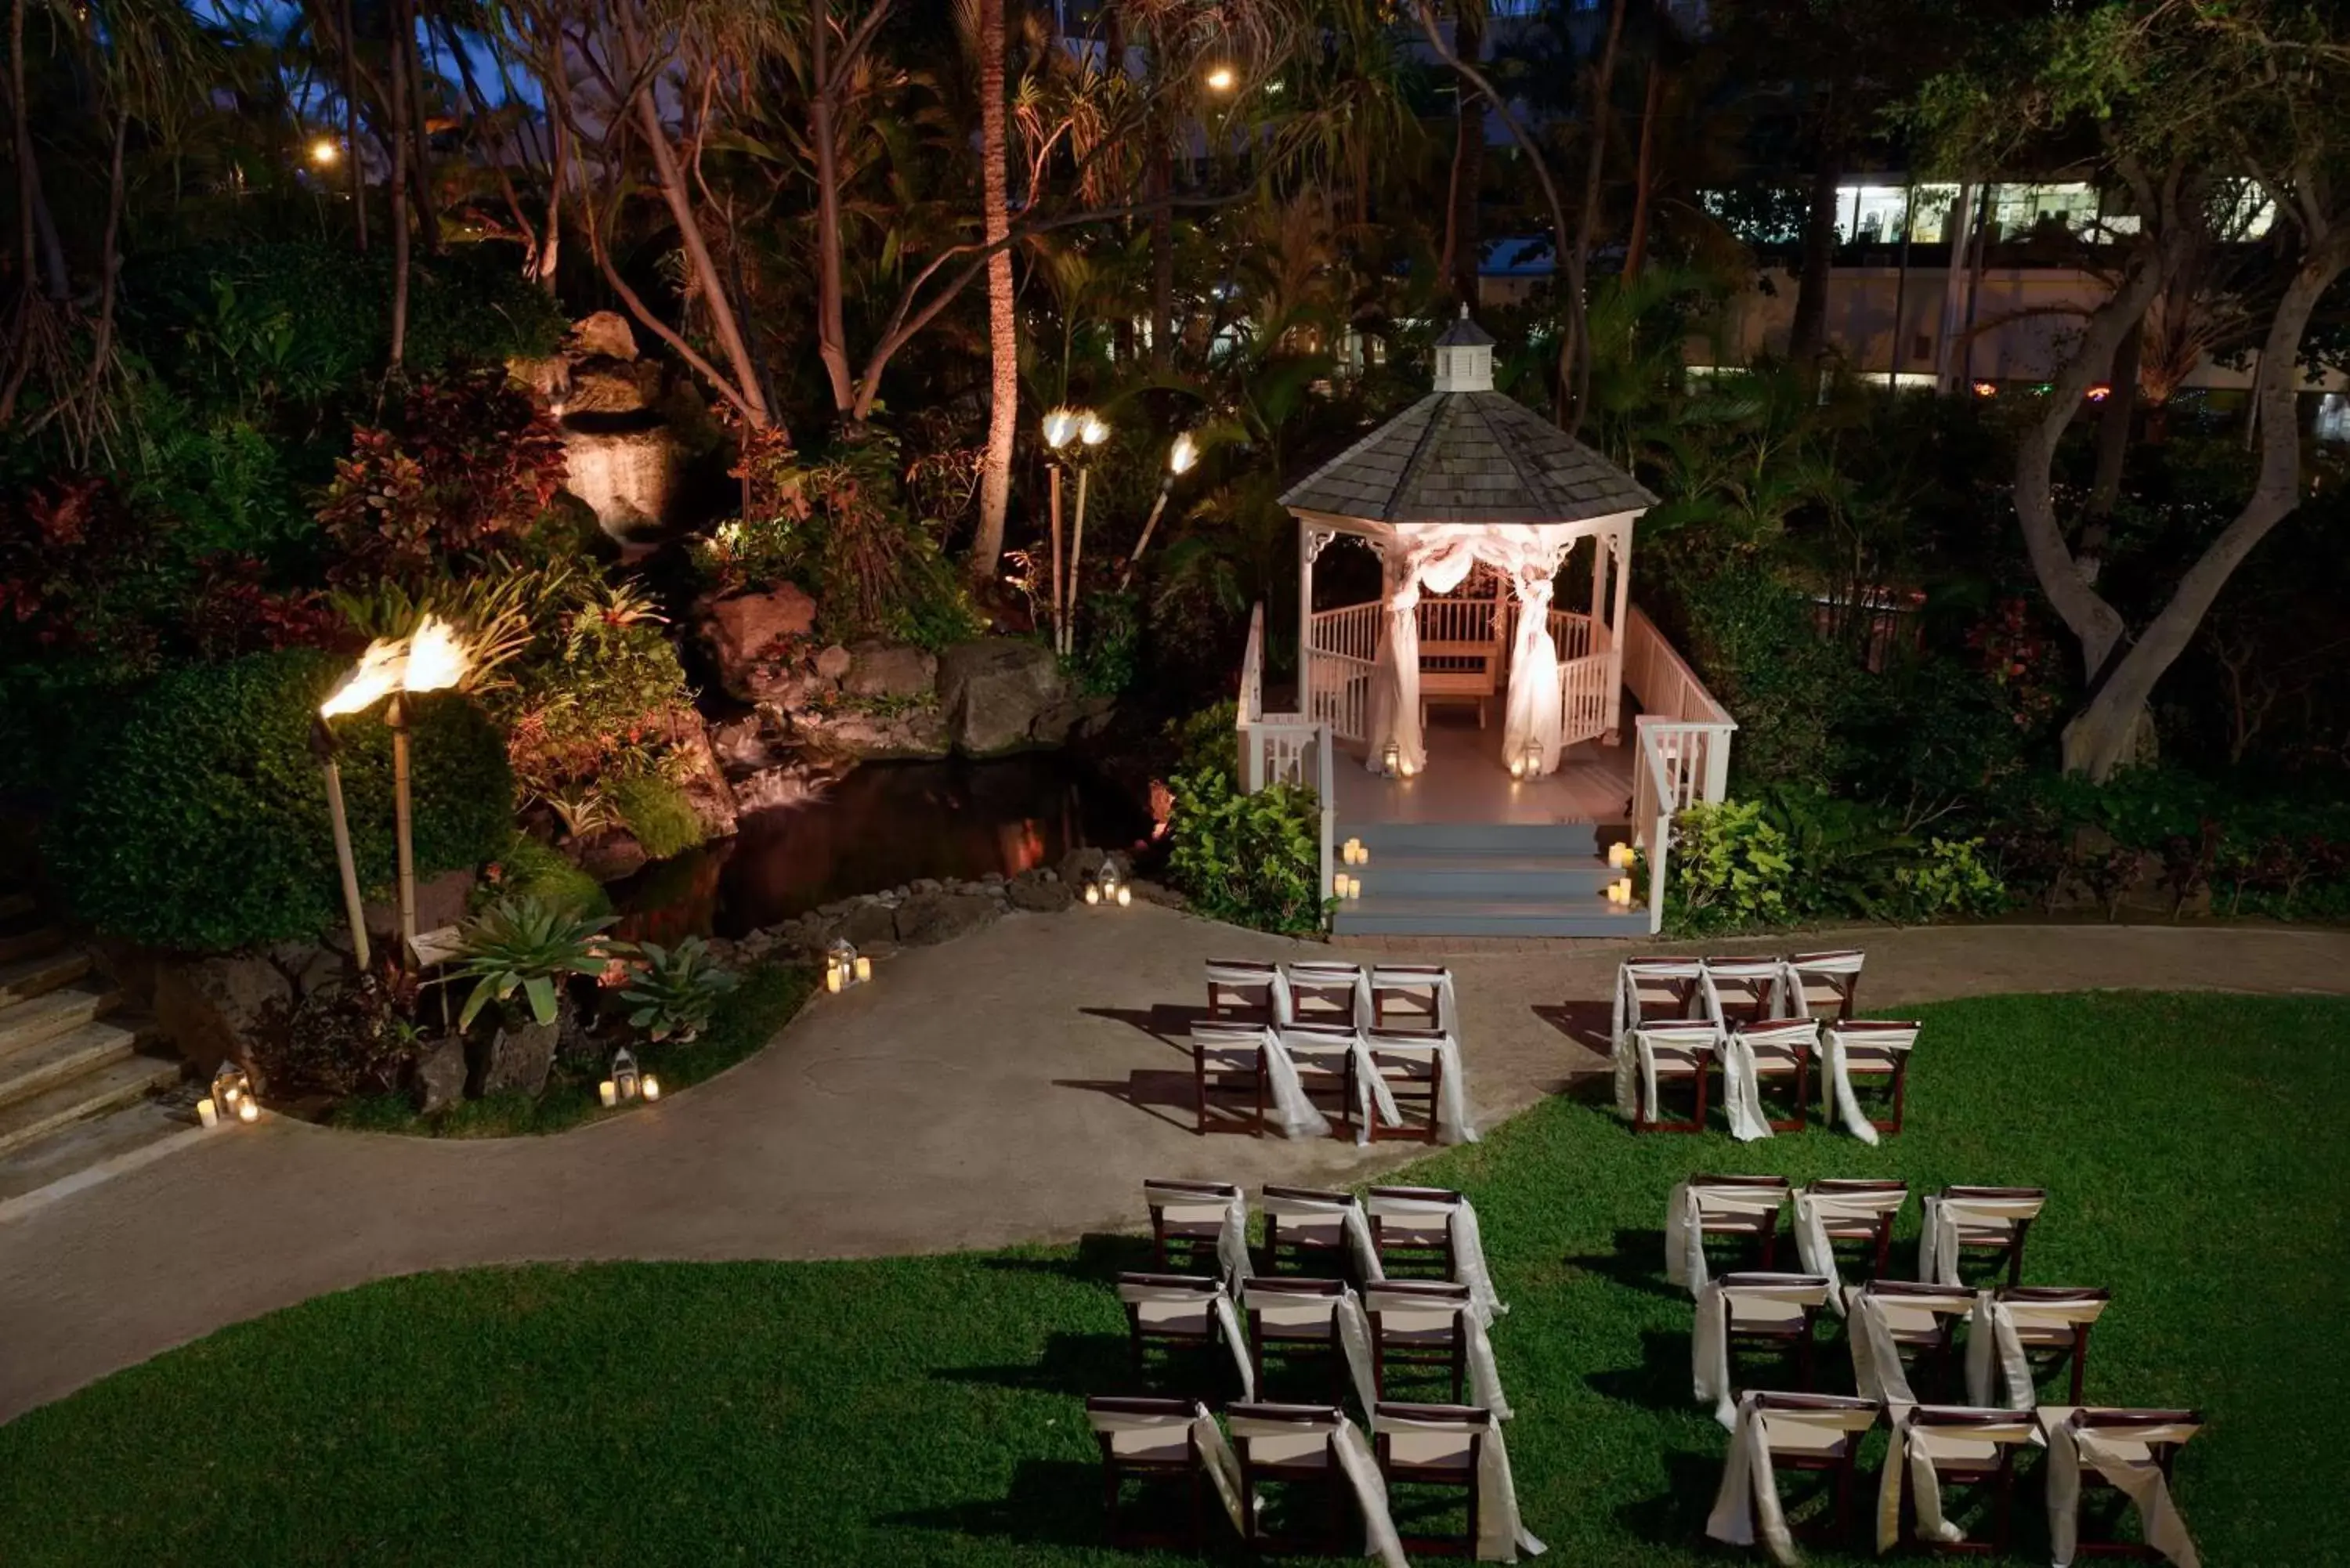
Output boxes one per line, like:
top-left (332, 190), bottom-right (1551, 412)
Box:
top-left (308, 137), bottom-right (340, 167)
top-left (1119, 432), bottom-right (1200, 591)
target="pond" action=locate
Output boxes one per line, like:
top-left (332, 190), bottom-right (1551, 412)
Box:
top-left (613, 753), bottom-right (1155, 943)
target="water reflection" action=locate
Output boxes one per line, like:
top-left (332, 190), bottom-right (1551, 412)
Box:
top-left (614, 753), bottom-right (1152, 940)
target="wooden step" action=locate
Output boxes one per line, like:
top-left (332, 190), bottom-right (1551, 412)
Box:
top-left (1332, 892), bottom-right (1651, 938)
top-left (0, 986), bottom-right (118, 1059)
top-left (0, 1054), bottom-right (183, 1158)
top-left (0, 948), bottom-right (92, 1008)
top-left (0, 1019), bottom-right (142, 1111)
top-left (0, 920), bottom-right (66, 966)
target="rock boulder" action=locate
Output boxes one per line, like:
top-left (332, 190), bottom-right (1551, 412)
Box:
top-left (153, 955), bottom-right (293, 1076)
top-left (938, 639), bottom-right (1074, 756)
top-left (1007, 870), bottom-right (1074, 914)
top-left (844, 641), bottom-right (939, 701)
top-left (478, 1015), bottom-right (561, 1099)
top-left (700, 584), bottom-right (819, 702)
top-left (414, 1037), bottom-right (468, 1115)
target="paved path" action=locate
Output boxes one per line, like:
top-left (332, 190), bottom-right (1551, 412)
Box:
top-left (3, 912), bottom-right (2346, 1423)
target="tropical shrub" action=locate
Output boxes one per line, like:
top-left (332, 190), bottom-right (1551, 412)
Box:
top-left (49, 650), bottom-right (512, 951)
top-left (497, 580), bottom-right (699, 797)
top-left (253, 976), bottom-right (421, 1100)
top-left (1891, 837), bottom-right (2009, 919)
top-left (482, 833), bottom-right (613, 922)
top-left (606, 771), bottom-right (709, 862)
top-left (1665, 799), bottom-right (1794, 933)
top-left (450, 896), bottom-right (616, 1030)
top-left (1165, 764), bottom-right (1328, 936)
top-left (620, 938), bottom-right (738, 1042)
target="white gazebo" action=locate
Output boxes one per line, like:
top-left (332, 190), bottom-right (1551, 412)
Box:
top-left (1279, 310), bottom-right (1655, 781)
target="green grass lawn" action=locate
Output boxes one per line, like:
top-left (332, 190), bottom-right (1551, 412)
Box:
top-left (4, 992), bottom-right (2345, 1566)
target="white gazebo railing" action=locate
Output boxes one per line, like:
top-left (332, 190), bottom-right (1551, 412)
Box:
top-left (1551, 609), bottom-right (1611, 747)
top-left (1303, 601), bottom-right (1377, 742)
top-left (1622, 602), bottom-right (1737, 933)
top-left (1238, 604), bottom-right (1339, 905)
top-left (1306, 598), bottom-right (1615, 749)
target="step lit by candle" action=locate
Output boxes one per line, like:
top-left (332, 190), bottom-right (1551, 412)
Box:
top-left (196, 1098), bottom-right (219, 1129)
top-left (598, 1080), bottom-right (618, 1108)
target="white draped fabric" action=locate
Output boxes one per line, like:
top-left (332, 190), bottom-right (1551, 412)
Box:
top-left (1618, 1021), bottom-right (1717, 1124)
top-left (1087, 1402), bottom-right (1248, 1533)
top-left (1846, 1290), bottom-right (1918, 1411)
top-left (1365, 1190), bottom-right (1506, 1323)
top-left (1116, 1276), bottom-right (1259, 1401)
top-left (1257, 1028), bottom-right (1332, 1140)
top-left (1789, 1187), bottom-right (1907, 1315)
top-left (1875, 1409), bottom-right (2038, 1554)
top-left (1501, 565), bottom-right (1564, 776)
top-left (1362, 527), bottom-right (1574, 777)
top-left (1227, 1411), bottom-right (1409, 1568)
top-left (1611, 959), bottom-right (1705, 1063)
top-left (1694, 1277), bottom-right (1831, 1429)
top-left (1262, 1190), bottom-right (1386, 1282)
top-left (1963, 1294), bottom-right (2037, 1410)
top-left (1705, 1396), bottom-right (1799, 1566)
top-left (1918, 1193), bottom-right (2045, 1285)
top-left (1142, 1181), bottom-right (1253, 1292)
top-left (1369, 965), bottom-right (1457, 1035)
top-left (1204, 959), bottom-right (1291, 1024)
top-left (1372, 1408), bottom-right (1547, 1562)
top-left (1717, 1032), bottom-right (1775, 1142)
top-left (2045, 1411), bottom-right (2204, 1568)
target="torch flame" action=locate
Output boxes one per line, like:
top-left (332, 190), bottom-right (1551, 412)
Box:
top-left (1079, 414), bottom-right (1111, 447)
top-left (1041, 406), bottom-right (1081, 450)
top-left (1169, 432), bottom-right (1199, 476)
top-left (320, 640), bottom-right (406, 717)
top-left (401, 614), bottom-right (471, 693)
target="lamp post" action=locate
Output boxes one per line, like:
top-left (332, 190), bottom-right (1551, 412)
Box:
top-left (316, 639), bottom-right (408, 970)
top-left (387, 616), bottom-right (470, 958)
top-left (1041, 407), bottom-right (1080, 650)
top-left (1062, 413), bottom-right (1110, 655)
top-left (1119, 432), bottom-right (1199, 592)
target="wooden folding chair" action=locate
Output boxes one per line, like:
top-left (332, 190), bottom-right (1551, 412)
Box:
top-left (1896, 1406), bottom-right (2037, 1555)
top-left (1204, 959), bottom-right (1284, 1024)
top-left (1787, 949), bottom-right (1865, 1021)
top-left (1240, 1279), bottom-right (1353, 1409)
top-left (1363, 1031), bottom-right (1444, 1144)
top-left (1686, 1174), bottom-right (1794, 1272)
top-left (1930, 1186), bottom-right (2048, 1287)
top-left (1363, 1281), bottom-right (1470, 1404)
top-left (2054, 1407), bottom-right (2203, 1562)
top-left (1227, 1403), bottom-right (1352, 1554)
top-left (1720, 1272), bottom-right (1835, 1392)
top-left (1189, 1021), bottom-right (1266, 1136)
top-left (1733, 1018), bottom-right (1817, 1133)
top-left (1372, 1401), bottom-right (1488, 1559)
top-left (1617, 956), bottom-right (1707, 1029)
top-left (1802, 1178), bottom-right (1909, 1280)
top-left (1285, 960), bottom-right (1365, 1029)
top-left (1703, 956), bottom-right (1789, 1027)
top-left (1368, 963), bottom-right (1452, 1034)
top-left (1827, 1020), bottom-right (1922, 1134)
top-left (1277, 1021), bottom-right (1360, 1138)
top-left (1087, 1395), bottom-right (1217, 1553)
top-left (1742, 1392), bottom-right (1882, 1546)
top-left (1631, 1021), bottom-right (1716, 1133)
top-left (1143, 1178), bottom-right (1243, 1275)
top-left (1998, 1286), bottom-right (2111, 1405)
top-left (1365, 1186), bottom-right (1461, 1278)
top-left (1261, 1185), bottom-right (1362, 1278)
top-left (1115, 1272), bottom-right (1232, 1390)
top-left (1856, 1281), bottom-right (1979, 1404)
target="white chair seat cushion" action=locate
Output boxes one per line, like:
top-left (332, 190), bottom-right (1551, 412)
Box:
top-left (1374, 1316), bottom-right (1458, 1346)
top-left (1156, 1205), bottom-right (1228, 1237)
top-left (1277, 1214), bottom-right (1349, 1246)
top-left (1109, 1426), bottom-right (1194, 1463)
top-left (1255, 1302), bottom-right (1339, 1335)
top-left (1248, 1432), bottom-right (1333, 1469)
top-left (1956, 1219), bottom-right (2022, 1244)
top-left (1877, 1301), bottom-right (1952, 1340)
top-left (1199, 1043), bottom-right (1262, 1071)
top-left (1841, 1047), bottom-right (1904, 1072)
top-left (1647, 1045), bottom-right (1708, 1075)
top-left (1385, 1429), bottom-right (1477, 1471)
top-left (1374, 1215), bottom-right (1449, 1246)
top-left (1135, 1299), bottom-right (1216, 1335)
top-left (1910, 1430), bottom-right (2003, 1467)
top-left (1758, 1415), bottom-right (1856, 1458)
top-left (1730, 1296), bottom-right (1811, 1331)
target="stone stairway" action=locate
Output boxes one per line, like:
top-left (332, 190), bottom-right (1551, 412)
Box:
top-left (1330, 820), bottom-right (1650, 938)
top-left (0, 894), bottom-right (182, 1174)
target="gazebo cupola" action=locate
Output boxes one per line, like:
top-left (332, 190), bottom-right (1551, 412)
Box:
top-left (1278, 308), bottom-right (1658, 779)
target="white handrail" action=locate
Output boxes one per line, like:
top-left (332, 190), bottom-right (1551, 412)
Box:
top-left (1237, 602), bottom-right (1339, 918)
top-left (1622, 605), bottom-right (1737, 936)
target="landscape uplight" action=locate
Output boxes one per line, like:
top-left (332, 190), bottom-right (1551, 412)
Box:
top-left (309, 137), bottom-right (340, 167)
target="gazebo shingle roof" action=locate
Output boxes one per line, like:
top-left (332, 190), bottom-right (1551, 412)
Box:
top-left (1279, 392), bottom-right (1657, 526)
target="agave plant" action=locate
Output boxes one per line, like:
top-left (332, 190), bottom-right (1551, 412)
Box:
top-left (450, 896), bottom-right (620, 1031)
top-left (619, 937), bottom-right (738, 1043)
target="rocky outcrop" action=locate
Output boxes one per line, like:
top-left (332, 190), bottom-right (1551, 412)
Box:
top-left (844, 641), bottom-right (938, 700)
top-left (153, 955), bottom-right (292, 1076)
top-left (477, 1015), bottom-right (560, 1099)
top-left (414, 1037), bottom-right (468, 1116)
top-left (514, 312), bottom-right (692, 544)
top-left (362, 869), bottom-right (475, 947)
top-left (936, 640), bottom-right (1115, 756)
top-left (699, 583), bottom-right (819, 703)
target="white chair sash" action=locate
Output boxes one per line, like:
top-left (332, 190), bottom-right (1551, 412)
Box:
top-left (1700, 959), bottom-right (1793, 1025)
top-left (1704, 1396), bottom-right (1798, 1566)
top-left (1786, 949), bottom-right (1865, 1017)
top-left (1228, 1411), bottom-right (1408, 1568)
top-left (1205, 960), bottom-right (1291, 1024)
top-left (1143, 1181), bottom-right (1253, 1292)
top-left (1088, 1402), bottom-right (1248, 1533)
top-left (1285, 961), bottom-right (1369, 1030)
top-left (1694, 1277), bottom-right (1831, 1429)
top-left (1262, 1190), bottom-right (1385, 1283)
top-left (2047, 1414), bottom-right (2203, 1568)
top-left (1374, 1407), bottom-right (1547, 1562)
top-left (1367, 1191), bottom-right (1504, 1321)
top-left (1875, 1409), bottom-right (2039, 1554)
top-left (1717, 1031), bottom-right (1774, 1143)
top-left (1118, 1276), bottom-right (1259, 1402)
top-left (1963, 1293), bottom-right (2037, 1410)
top-left (1369, 964), bottom-right (1456, 1035)
top-left (1667, 1180), bottom-right (1788, 1295)
top-left (1820, 1022), bottom-right (1918, 1144)
top-left (1258, 1028), bottom-right (1332, 1140)
top-left (1847, 1290), bottom-right (1922, 1412)
top-left (1611, 959), bottom-right (1705, 1068)
top-left (1619, 1021), bottom-right (1718, 1123)
top-left (1279, 1024), bottom-right (1397, 1145)
top-left (1918, 1194), bottom-right (2045, 1284)
top-left (1789, 1188), bottom-right (1905, 1315)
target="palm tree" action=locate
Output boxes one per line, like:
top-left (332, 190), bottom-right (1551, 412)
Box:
top-left (967, 0), bottom-right (1017, 576)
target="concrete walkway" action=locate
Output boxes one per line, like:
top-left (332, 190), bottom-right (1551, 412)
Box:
top-left (3, 910), bottom-right (2346, 1424)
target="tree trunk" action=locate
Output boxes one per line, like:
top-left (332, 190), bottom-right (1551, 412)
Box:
top-left (971, 0), bottom-right (1016, 577)
top-left (812, 0), bottom-right (855, 415)
top-left (397, 0), bottom-right (440, 255)
top-left (387, 0), bottom-right (412, 373)
top-left (341, 0), bottom-right (367, 251)
top-left (2081, 305), bottom-right (2141, 576)
top-left (1621, 8), bottom-right (1665, 285)
top-left (1149, 143), bottom-right (1174, 370)
top-left (2059, 233), bottom-right (2350, 780)
top-left (8, 0), bottom-right (30, 291)
top-left (1558, 0), bottom-right (1625, 430)
top-left (1787, 149), bottom-right (1841, 370)
top-left (1441, 0), bottom-right (1486, 307)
